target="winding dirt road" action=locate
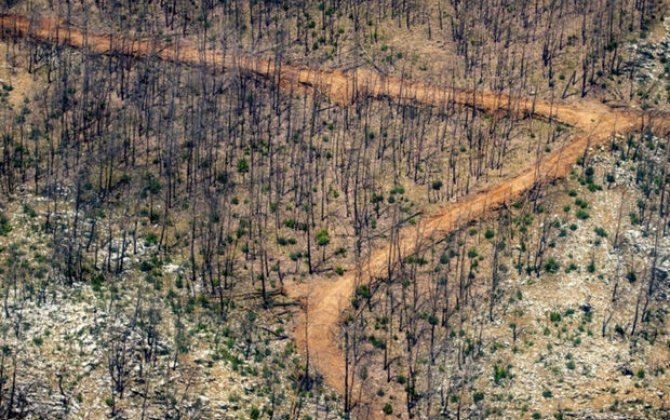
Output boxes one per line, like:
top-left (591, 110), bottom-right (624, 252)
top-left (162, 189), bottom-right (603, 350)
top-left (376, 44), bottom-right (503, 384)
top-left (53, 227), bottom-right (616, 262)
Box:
top-left (289, 106), bottom-right (653, 417)
top-left (2, 13), bottom-right (667, 417)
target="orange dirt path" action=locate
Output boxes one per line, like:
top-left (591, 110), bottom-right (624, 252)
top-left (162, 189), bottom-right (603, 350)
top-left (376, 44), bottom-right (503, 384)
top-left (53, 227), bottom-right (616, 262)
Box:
top-left (288, 109), bottom-right (649, 417)
top-left (1, 14), bottom-right (609, 126)
top-left (1, 13), bottom-right (665, 418)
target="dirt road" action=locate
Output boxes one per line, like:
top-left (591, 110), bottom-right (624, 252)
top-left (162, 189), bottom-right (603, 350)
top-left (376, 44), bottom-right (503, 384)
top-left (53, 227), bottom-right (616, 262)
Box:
top-left (287, 107), bottom-right (651, 417)
top-left (1, 13), bottom-right (664, 418)
top-left (1, 14), bottom-right (612, 126)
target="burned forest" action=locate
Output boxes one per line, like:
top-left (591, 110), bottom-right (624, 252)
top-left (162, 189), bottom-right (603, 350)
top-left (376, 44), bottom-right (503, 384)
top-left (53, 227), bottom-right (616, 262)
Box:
top-left (0, 0), bottom-right (669, 419)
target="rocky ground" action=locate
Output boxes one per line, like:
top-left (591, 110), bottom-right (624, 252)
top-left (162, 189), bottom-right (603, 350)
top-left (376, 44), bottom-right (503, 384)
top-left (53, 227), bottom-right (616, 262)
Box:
top-left (476, 143), bottom-right (670, 419)
top-left (0, 193), bottom-right (340, 419)
top-left (353, 133), bottom-right (670, 419)
top-left (622, 15), bottom-right (670, 105)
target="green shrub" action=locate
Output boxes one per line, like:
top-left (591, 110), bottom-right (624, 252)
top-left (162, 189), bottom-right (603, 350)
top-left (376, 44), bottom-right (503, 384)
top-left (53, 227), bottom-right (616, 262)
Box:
top-left (356, 284), bottom-right (371, 299)
top-left (139, 260), bottom-right (154, 272)
top-left (22, 204), bottom-right (37, 218)
top-left (576, 209), bottom-right (590, 220)
top-left (594, 227), bottom-right (608, 238)
top-left (91, 274), bottom-right (104, 292)
top-left (144, 232), bottom-right (158, 246)
top-left (237, 159), bottom-right (249, 174)
top-left (494, 364), bottom-right (509, 384)
top-left (0, 213), bottom-right (11, 236)
top-left (565, 263), bottom-right (578, 273)
top-left (587, 260), bottom-right (596, 273)
top-left (544, 258), bottom-right (560, 273)
top-left (249, 406), bottom-right (260, 419)
top-left (316, 228), bottom-right (330, 247)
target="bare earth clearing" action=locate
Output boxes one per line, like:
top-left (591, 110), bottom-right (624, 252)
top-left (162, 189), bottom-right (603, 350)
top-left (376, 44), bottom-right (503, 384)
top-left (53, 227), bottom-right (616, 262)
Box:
top-left (2, 13), bottom-right (669, 417)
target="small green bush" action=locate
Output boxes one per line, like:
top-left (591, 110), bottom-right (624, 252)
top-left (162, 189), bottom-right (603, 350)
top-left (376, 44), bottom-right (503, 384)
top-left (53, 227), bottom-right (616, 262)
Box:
top-left (249, 406), bottom-right (260, 419)
top-left (576, 209), bottom-right (590, 220)
top-left (237, 159), bottom-right (249, 174)
top-left (316, 228), bottom-right (330, 247)
top-left (544, 258), bottom-right (560, 273)
top-left (594, 227), bottom-right (608, 238)
top-left (22, 204), bottom-right (37, 218)
top-left (494, 364), bottom-right (509, 384)
top-left (0, 213), bottom-right (11, 236)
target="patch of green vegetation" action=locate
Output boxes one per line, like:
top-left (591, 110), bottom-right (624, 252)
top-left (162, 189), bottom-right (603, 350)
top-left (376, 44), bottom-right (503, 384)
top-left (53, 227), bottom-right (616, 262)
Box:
top-left (0, 213), bottom-right (11, 236)
top-left (494, 364), bottom-right (510, 385)
top-left (576, 209), bottom-right (590, 220)
top-left (22, 204), bottom-right (37, 218)
top-left (544, 258), bottom-right (560, 273)
top-left (594, 227), bottom-right (608, 238)
top-left (315, 228), bottom-right (330, 247)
